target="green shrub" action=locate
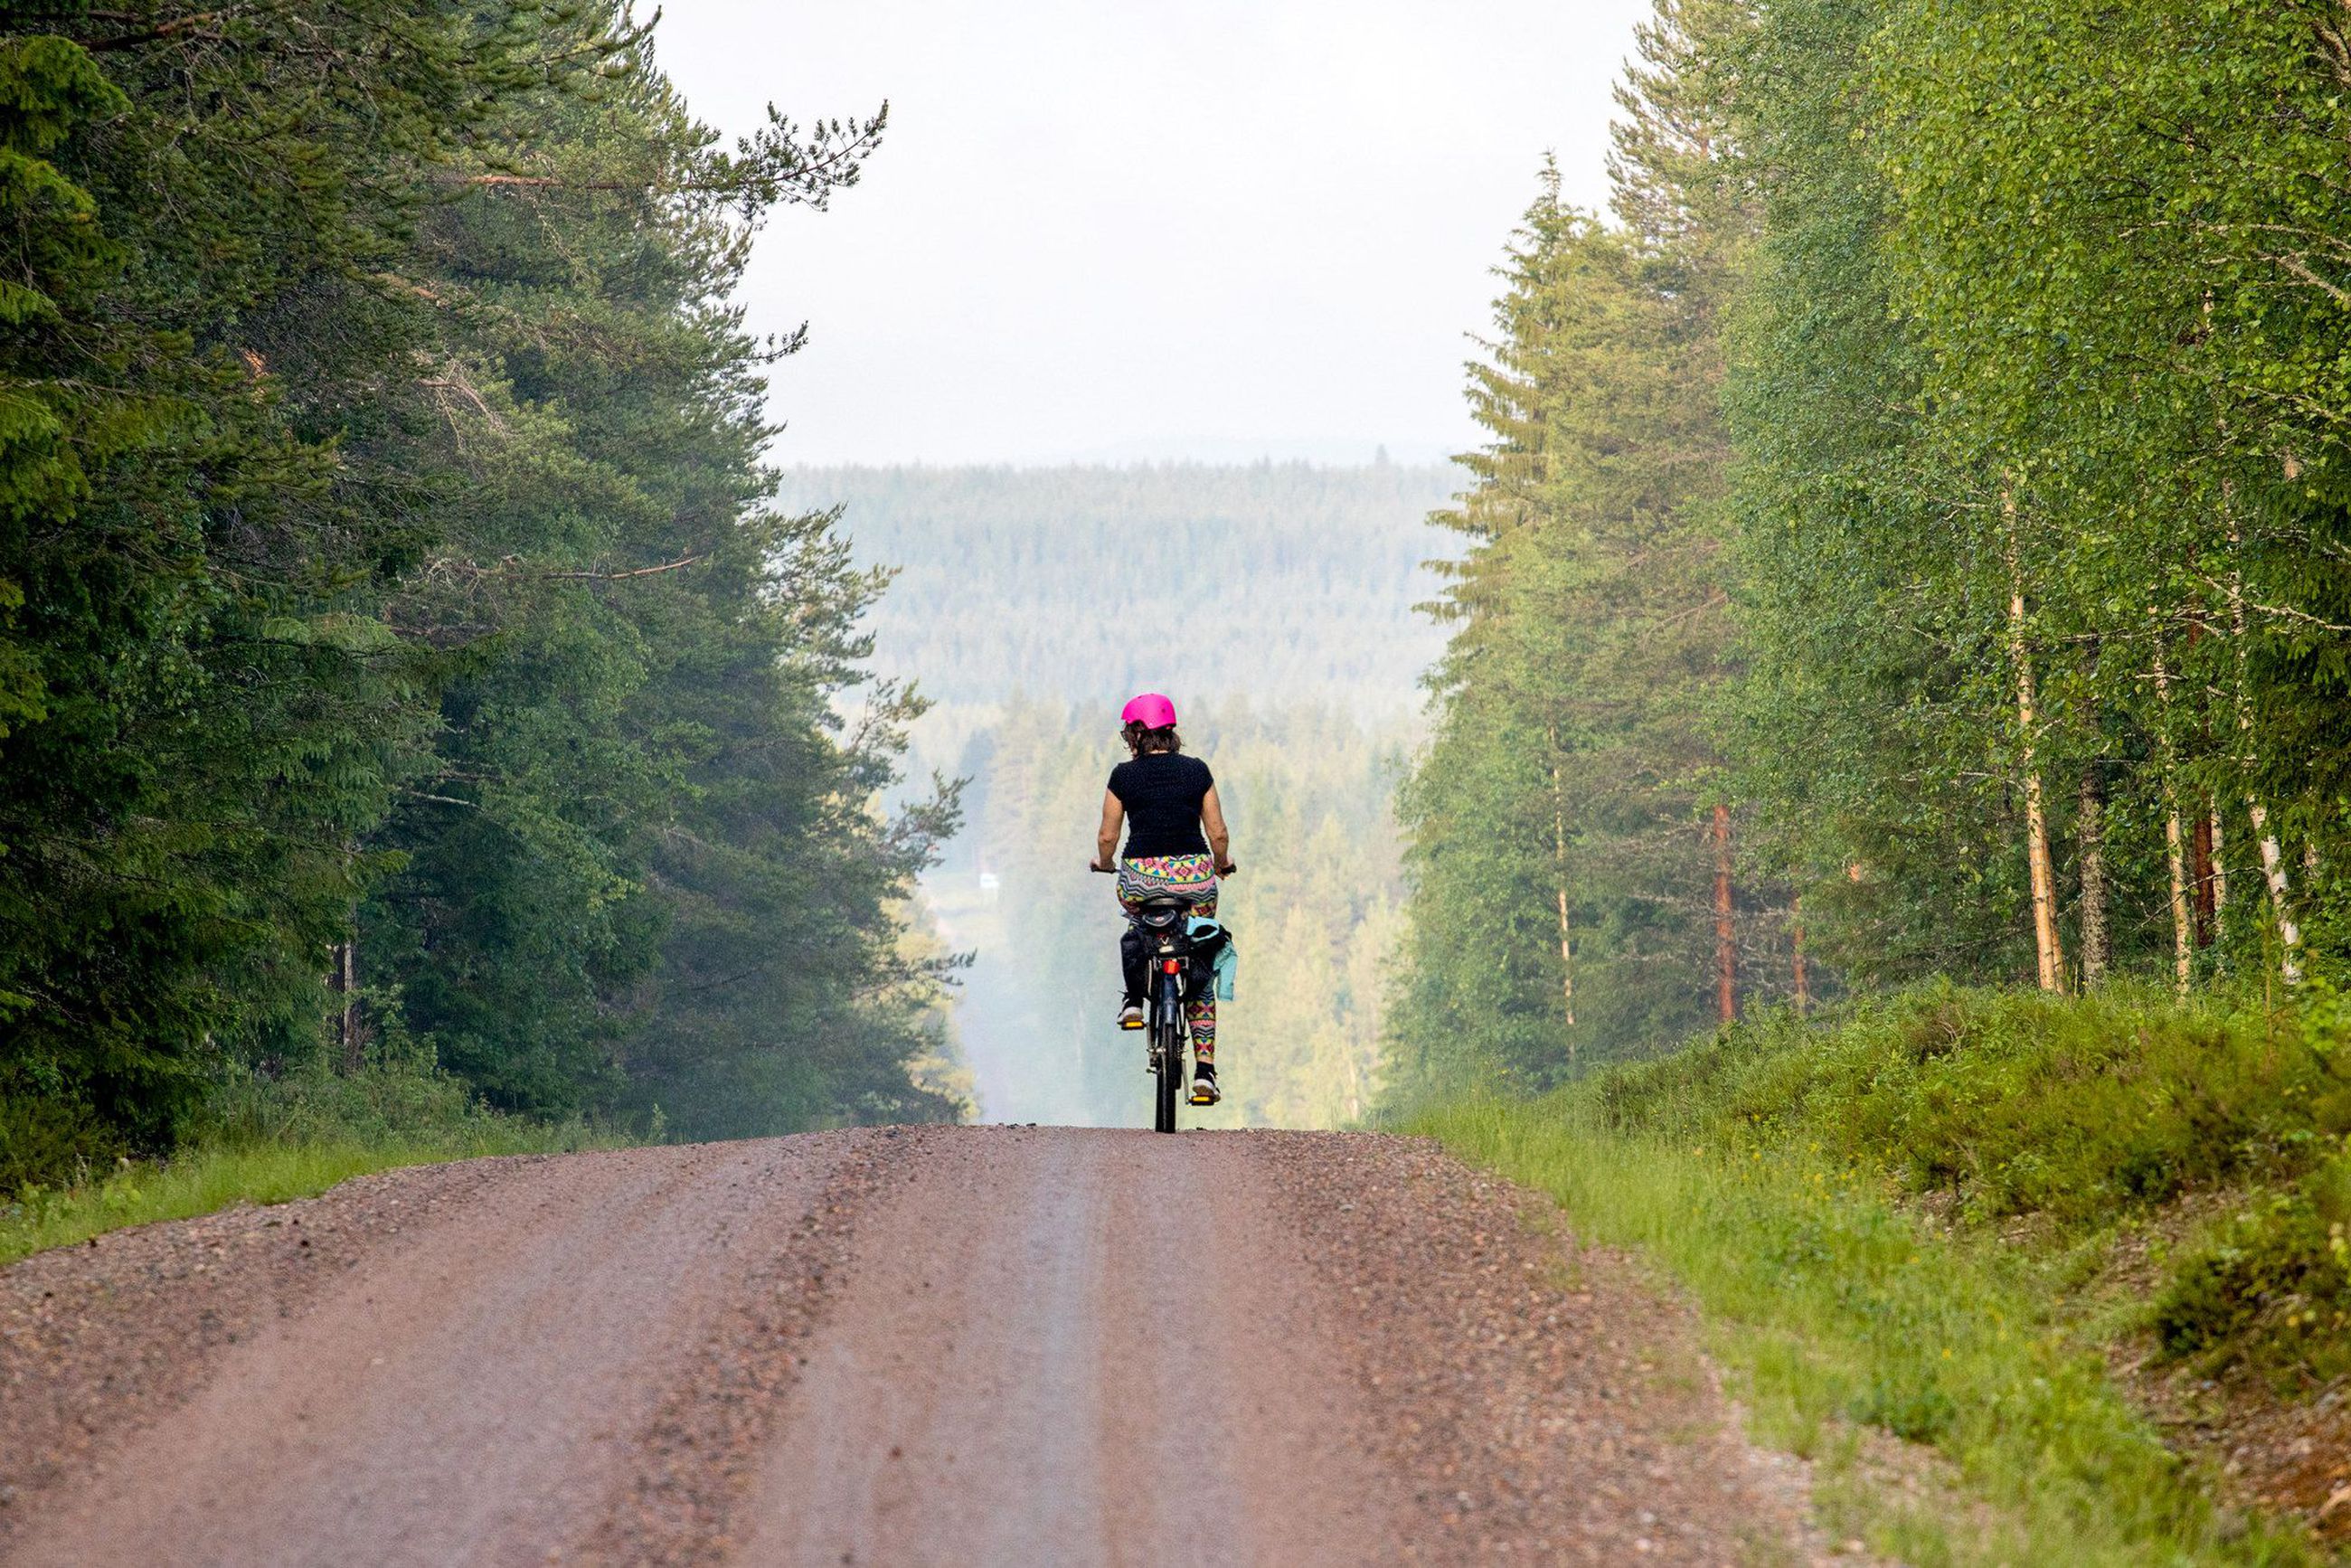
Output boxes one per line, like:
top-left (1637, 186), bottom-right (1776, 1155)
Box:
top-left (1591, 983), bottom-right (2349, 1226)
top-left (197, 1061), bottom-right (509, 1152)
top-left (0, 1085), bottom-right (127, 1195)
top-left (1570, 984), bottom-right (2351, 1383)
top-left (2155, 1152), bottom-right (2351, 1377)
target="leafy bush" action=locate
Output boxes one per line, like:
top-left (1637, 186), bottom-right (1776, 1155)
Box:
top-left (1571, 984), bottom-right (2351, 1384)
top-left (197, 1062), bottom-right (514, 1155)
top-left (0, 1082), bottom-right (127, 1195)
top-left (2155, 1153), bottom-right (2351, 1378)
top-left (1591, 983), bottom-right (2351, 1227)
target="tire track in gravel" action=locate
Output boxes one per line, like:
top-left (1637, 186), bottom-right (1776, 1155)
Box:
top-left (729, 1126), bottom-right (1389, 1566)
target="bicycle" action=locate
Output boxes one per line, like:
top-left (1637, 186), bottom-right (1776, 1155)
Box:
top-left (1128, 891), bottom-right (1199, 1133)
top-left (1091, 864), bottom-right (1231, 1133)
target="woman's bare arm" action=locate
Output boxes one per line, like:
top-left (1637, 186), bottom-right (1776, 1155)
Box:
top-left (1202, 785), bottom-right (1233, 874)
top-left (1093, 789), bottom-right (1124, 871)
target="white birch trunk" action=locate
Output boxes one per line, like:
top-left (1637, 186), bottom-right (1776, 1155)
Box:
top-left (2151, 634), bottom-right (2195, 998)
top-left (1546, 732), bottom-right (1577, 1046)
top-left (2209, 809), bottom-right (2228, 931)
top-left (2223, 494), bottom-right (2304, 986)
top-left (2004, 489), bottom-right (2064, 991)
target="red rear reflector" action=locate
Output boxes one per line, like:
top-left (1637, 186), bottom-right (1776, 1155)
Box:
top-left (1162, 959), bottom-right (1179, 973)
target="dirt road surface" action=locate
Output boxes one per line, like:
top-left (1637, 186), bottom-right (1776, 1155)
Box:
top-left (1, 1127), bottom-right (1827, 1564)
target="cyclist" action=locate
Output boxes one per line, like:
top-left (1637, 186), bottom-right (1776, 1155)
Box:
top-left (1089, 693), bottom-right (1234, 1106)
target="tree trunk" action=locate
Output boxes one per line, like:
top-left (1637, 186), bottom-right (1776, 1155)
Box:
top-left (2076, 646), bottom-right (2110, 990)
top-left (2222, 495), bottom-right (2304, 985)
top-left (2151, 632), bottom-right (2195, 997)
top-left (1553, 874), bottom-right (1576, 1041)
top-left (332, 934), bottom-right (360, 1073)
top-left (2192, 808), bottom-right (2217, 948)
top-left (2163, 816), bottom-right (2195, 997)
top-left (2004, 489), bottom-right (2064, 991)
top-left (1546, 732), bottom-right (1576, 1046)
top-left (2249, 805), bottom-right (2305, 984)
top-left (1791, 894), bottom-right (1810, 1016)
top-left (1339, 1033), bottom-right (1364, 1126)
top-left (2078, 769), bottom-right (2109, 988)
top-left (2210, 808), bottom-right (2229, 948)
top-left (1711, 803), bottom-right (1736, 1025)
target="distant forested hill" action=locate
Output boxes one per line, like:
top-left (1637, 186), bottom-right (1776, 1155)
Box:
top-left (788, 462), bottom-right (1461, 1127)
top-left (780, 462), bottom-right (1458, 723)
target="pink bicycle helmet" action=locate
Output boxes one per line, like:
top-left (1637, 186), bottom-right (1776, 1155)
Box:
top-left (1120, 693), bottom-right (1177, 729)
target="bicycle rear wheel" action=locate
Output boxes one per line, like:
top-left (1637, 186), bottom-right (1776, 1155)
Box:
top-left (1152, 980), bottom-right (1183, 1133)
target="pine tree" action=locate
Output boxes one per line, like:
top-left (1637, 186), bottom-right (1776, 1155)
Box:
top-left (0, 4), bottom-right (954, 1182)
top-left (1387, 0), bottom-right (1761, 1101)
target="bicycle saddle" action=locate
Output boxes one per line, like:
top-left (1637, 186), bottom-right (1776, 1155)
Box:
top-left (1131, 894), bottom-right (1191, 929)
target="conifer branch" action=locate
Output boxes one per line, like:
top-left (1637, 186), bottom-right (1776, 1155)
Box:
top-left (543, 553), bottom-right (711, 581)
top-left (81, 7), bottom-right (237, 51)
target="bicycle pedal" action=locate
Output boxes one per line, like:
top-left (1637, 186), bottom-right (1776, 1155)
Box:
top-left (1119, 1019), bottom-right (1144, 1031)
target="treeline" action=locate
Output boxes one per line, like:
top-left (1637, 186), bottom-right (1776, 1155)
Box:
top-left (0, 4), bottom-right (956, 1186)
top-left (780, 461), bottom-right (1456, 751)
top-left (1389, 0), bottom-right (2351, 1097)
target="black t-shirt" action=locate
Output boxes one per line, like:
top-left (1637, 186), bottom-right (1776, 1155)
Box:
top-left (1109, 752), bottom-right (1214, 860)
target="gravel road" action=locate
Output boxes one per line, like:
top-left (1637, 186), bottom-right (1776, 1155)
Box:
top-left (1, 1127), bottom-right (1827, 1565)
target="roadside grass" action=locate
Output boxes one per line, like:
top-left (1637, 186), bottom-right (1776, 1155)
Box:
top-left (1409, 981), bottom-right (2351, 1567)
top-left (1, 1064), bottom-right (618, 1269)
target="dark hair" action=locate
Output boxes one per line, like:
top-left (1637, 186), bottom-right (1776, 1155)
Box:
top-left (1122, 721), bottom-right (1181, 756)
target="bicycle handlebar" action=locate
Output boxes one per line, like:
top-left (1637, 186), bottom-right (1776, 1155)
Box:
top-left (1087, 860), bottom-right (1239, 874)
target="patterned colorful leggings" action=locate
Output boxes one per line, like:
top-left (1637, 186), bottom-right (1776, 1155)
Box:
top-left (1117, 852), bottom-right (1217, 1063)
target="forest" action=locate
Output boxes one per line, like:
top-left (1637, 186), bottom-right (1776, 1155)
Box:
top-left (0, 2), bottom-right (960, 1190)
top-left (1386, 2), bottom-right (2351, 1550)
top-left (1386, 0), bottom-right (2351, 1100)
top-left (781, 460), bottom-right (1452, 774)
top-left (788, 462), bottom-right (1452, 1127)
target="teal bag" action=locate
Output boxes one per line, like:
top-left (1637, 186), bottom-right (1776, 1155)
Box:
top-left (1186, 915), bottom-right (1237, 1001)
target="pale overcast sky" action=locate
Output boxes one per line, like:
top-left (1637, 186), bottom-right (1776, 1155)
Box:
top-left (653, 0), bottom-right (1651, 465)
